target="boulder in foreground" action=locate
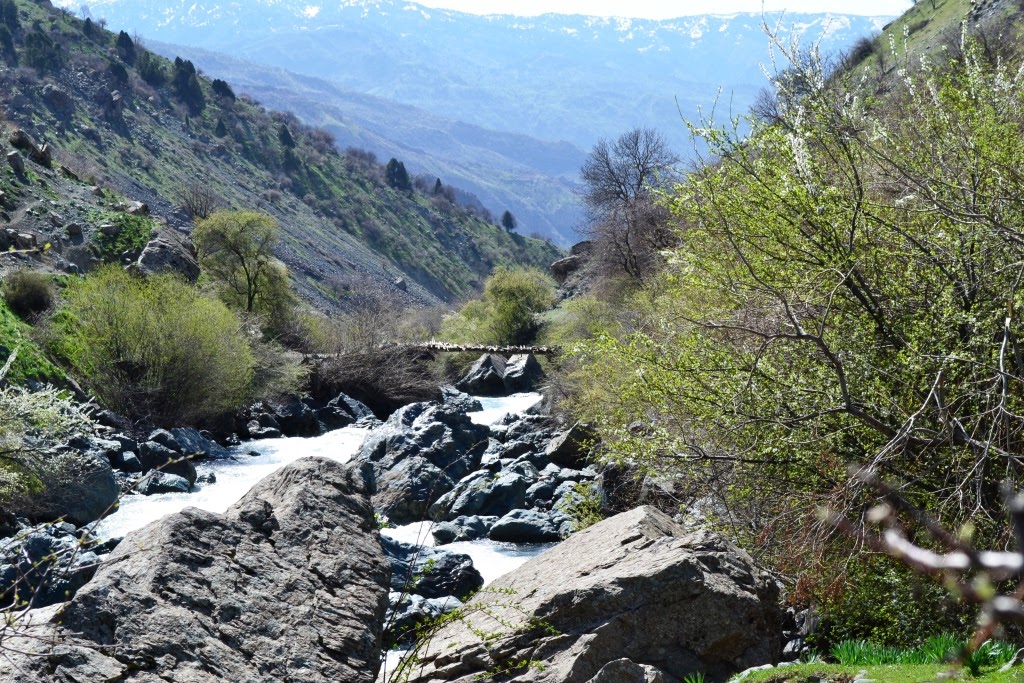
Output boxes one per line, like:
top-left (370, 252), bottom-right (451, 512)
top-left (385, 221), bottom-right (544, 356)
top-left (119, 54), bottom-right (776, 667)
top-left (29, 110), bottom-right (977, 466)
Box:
top-left (14, 457), bottom-right (390, 683)
top-left (403, 506), bottom-right (783, 683)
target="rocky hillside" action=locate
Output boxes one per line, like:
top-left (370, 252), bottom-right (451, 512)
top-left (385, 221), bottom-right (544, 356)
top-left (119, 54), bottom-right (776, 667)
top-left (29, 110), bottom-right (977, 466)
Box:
top-left (0, 0), bottom-right (562, 309)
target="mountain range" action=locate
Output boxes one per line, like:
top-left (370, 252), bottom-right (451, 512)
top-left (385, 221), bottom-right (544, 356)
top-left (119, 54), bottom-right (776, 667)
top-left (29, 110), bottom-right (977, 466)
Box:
top-left (55, 0), bottom-right (894, 243)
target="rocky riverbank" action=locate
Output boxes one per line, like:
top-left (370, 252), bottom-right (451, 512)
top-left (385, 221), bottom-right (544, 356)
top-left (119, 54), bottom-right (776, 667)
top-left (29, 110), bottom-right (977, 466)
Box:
top-left (0, 354), bottom-right (789, 682)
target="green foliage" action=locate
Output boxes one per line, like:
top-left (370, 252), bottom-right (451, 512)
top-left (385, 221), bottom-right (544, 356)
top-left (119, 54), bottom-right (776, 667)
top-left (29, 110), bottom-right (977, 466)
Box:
top-left (817, 556), bottom-right (974, 649)
top-left (90, 212), bottom-right (154, 260)
top-left (385, 157), bottom-right (411, 191)
top-left (211, 78), bottom-right (235, 100)
top-left (682, 674), bottom-right (705, 683)
top-left (501, 209), bottom-right (516, 233)
top-left (555, 481), bottom-right (605, 532)
top-left (568, 38), bottom-right (1024, 608)
top-left (827, 635), bottom-right (1015, 672)
top-left (23, 29), bottom-right (63, 73)
top-left (50, 266), bottom-right (256, 424)
top-left (2, 270), bottom-right (54, 320)
top-left (0, 0), bottom-right (18, 30)
top-left (442, 266), bottom-right (555, 345)
top-left (278, 124), bottom-right (296, 148)
top-left (114, 30), bottom-right (134, 63)
top-left (193, 210), bottom-right (293, 322)
top-left (135, 50), bottom-right (166, 86)
top-left (172, 57), bottom-right (205, 113)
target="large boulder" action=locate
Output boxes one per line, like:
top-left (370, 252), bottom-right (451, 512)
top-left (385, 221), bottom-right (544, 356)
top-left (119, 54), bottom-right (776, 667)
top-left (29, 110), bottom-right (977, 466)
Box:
top-left (403, 507), bottom-right (783, 683)
top-left (134, 234), bottom-right (200, 282)
top-left (0, 523), bottom-right (103, 609)
top-left (22, 451), bottom-right (120, 527)
top-left (138, 440), bottom-right (198, 486)
top-left (454, 354), bottom-right (507, 396)
top-left (430, 469), bottom-right (531, 521)
top-left (502, 354), bottom-right (546, 393)
top-left (24, 457), bottom-right (390, 683)
top-left (357, 402), bottom-right (490, 524)
top-left (488, 508), bottom-right (571, 543)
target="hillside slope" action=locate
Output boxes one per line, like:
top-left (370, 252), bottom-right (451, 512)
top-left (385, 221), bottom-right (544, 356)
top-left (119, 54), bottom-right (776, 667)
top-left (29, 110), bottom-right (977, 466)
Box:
top-left (147, 41), bottom-right (585, 246)
top-left (0, 0), bottom-right (561, 310)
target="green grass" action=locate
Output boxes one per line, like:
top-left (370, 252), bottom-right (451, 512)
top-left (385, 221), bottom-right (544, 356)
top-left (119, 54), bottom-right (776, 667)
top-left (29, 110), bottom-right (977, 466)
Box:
top-left (0, 297), bottom-right (65, 386)
top-left (740, 662), bottom-right (1024, 683)
top-left (89, 211), bottom-right (154, 260)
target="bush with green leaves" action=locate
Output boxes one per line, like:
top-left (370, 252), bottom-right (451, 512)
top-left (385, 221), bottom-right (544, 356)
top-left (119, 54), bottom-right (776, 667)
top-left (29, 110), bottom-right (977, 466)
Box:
top-left (442, 266), bottom-right (555, 346)
top-left (565, 36), bottom-right (1024, 637)
top-left (49, 266), bottom-right (259, 425)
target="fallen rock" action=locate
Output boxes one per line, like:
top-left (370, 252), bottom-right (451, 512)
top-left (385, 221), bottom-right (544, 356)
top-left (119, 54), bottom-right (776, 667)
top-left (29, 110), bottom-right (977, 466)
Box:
top-left (135, 235), bottom-right (200, 283)
top-left (31, 457), bottom-right (390, 683)
top-left (0, 523), bottom-right (103, 609)
top-left (137, 470), bottom-right (191, 495)
top-left (169, 427), bottom-right (231, 460)
top-left (488, 508), bottom-right (570, 543)
top-left (137, 440), bottom-right (197, 486)
top-left (17, 451), bottom-right (120, 527)
top-left (404, 506), bottom-right (783, 683)
top-left (383, 535), bottom-right (483, 600)
top-left (544, 422), bottom-right (596, 468)
top-left (551, 254), bottom-right (583, 285)
top-left (6, 151), bottom-right (24, 175)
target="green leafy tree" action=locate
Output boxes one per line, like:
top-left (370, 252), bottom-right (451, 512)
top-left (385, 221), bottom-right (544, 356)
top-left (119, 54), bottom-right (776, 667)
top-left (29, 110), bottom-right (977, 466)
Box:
top-left (442, 267), bottom-right (554, 345)
top-left (193, 210), bottom-right (292, 319)
top-left (278, 124), bottom-right (296, 148)
top-left (172, 57), bottom-right (205, 113)
top-left (0, 0), bottom-right (18, 30)
top-left (0, 25), bottom-right (14, 64)
top-left (23, 30), bottom-right (63, 73)
top-left (135, 51), bottom-right (166, 86)
top-left (115, 30), bottom-right (135, 63)
top-left (211, 78), bottom-right (235, 100)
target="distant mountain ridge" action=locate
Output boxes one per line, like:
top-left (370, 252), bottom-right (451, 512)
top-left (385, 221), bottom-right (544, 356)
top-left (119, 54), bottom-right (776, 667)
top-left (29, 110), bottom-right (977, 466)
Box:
top-left (146, 40), bottom-right (586, 245)
top-left (57, 0), bottom-right (893, 243)
top-left (58, 1), bottom-right (892, 149)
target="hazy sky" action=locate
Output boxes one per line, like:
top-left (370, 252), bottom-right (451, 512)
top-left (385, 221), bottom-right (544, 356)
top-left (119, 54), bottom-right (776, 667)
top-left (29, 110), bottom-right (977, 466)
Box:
top-left (414, 1), bottom-right (910, 18)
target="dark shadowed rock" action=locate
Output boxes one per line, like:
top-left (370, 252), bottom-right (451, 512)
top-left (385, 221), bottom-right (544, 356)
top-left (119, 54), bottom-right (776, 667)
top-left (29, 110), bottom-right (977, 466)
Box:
top-left (454, 354), bottom-right (507, 396)
top-left (488, 508), bottom-right (570, 543)
top-left (22, 452), bottom-right (120, 527)
top-left (544, 422), bottom-right (596, 468)
top-left (550, 254), bottom-right (583, 285)
top-left (357, 402), bottom-right (490, 524)
top-left (382, 535), bottom-right (483, 600)
top-left (138, 440), bottom-right (197, 486)
top-left (404, 506), bottom-right (783, 683)
top-left (137, 471), bottom-right (191, 495)
top-left (28, 457), bottom-right (390, 683)
top-left (169, 427), bottom-right (231, 460)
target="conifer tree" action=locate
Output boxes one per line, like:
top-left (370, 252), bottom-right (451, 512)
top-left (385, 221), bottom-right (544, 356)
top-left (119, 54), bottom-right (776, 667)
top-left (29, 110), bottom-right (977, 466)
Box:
top-left (501, 210), bottom-right (517, 233)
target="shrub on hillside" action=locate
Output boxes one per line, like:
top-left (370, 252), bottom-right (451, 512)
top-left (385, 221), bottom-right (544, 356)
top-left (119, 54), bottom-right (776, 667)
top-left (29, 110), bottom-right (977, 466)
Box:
top-left (49, 267), bottom-right (258, 425)
top-left (442, 266), bottom-right (555, 346)
top-left (3, 271), bottom-right (55, 320)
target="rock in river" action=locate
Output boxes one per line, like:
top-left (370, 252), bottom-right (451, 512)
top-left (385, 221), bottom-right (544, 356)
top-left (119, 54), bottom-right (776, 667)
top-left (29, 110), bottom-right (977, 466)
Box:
top-left (10, 457), bottom-right (391, 683)
top-left (403, 506), bottom-right (784, 683)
